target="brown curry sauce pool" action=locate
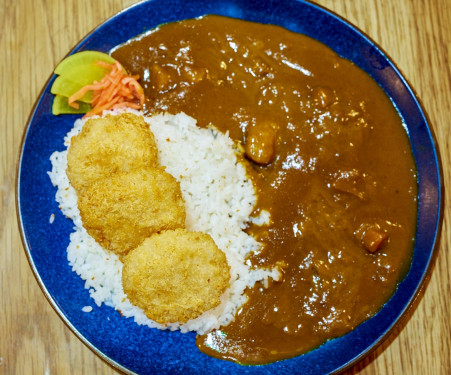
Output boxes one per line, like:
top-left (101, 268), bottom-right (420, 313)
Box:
top-left (112, 15), bottom-right (418, 365)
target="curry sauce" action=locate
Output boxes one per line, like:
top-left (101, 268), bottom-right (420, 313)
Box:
top-left (112, 15), bottom-right (417, 364)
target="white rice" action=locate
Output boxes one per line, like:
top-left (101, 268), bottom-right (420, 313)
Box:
top-left (48, 109), bottom-right (278, 334)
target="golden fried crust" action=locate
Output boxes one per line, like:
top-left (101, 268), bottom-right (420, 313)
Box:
top-left (122, 229), bottom-right (230, 324)
top-left (77, 168), bottom-right (186, 255)
top-left (67, 113), bottom-right (159, 193)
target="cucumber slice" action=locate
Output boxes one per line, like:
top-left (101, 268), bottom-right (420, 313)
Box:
top-left (56, 63), bottom-right (111, 86)
top-left (50, 76), bottom-right (92, 103)
top-left (52, 95), bottom-right (91, 115)
top-left (54, 51), bottom-right (115, 76)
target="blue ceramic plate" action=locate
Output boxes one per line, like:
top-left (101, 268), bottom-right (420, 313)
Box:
top-left (17, 0), bottom-right (442, 374)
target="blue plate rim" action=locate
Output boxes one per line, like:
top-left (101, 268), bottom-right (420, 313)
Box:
top-left (16, 0), bottom-right (443, 374)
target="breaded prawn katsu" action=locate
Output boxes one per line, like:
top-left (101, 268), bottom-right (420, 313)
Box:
top-left (122, 229), bottom-right (230, 324)
top-left (67, 113), bottom-right (159, 192)
top-left (77, 168), bottom-right (186, 256)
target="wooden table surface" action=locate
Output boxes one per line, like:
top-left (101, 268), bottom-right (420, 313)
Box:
top-left (1, 0), bottom-right (450, 373)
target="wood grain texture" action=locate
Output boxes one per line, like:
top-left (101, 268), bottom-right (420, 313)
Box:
top-left (1, 0), bottom-right (449, 373)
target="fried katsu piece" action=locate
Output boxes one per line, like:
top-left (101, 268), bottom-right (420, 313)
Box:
top-left (77, 168), bottom-right (186, 256)
top-left (122, 229), bottom-right (230, 324)
top-left (67, 113), bottom-right (159, 192)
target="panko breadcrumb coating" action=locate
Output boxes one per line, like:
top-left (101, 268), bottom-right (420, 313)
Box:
top-left (67, 113), bottom-right (159, 192)
top-left (122, 229), bottom-right (230, 324)
top-left (77, 168), bottom-right (186, 256)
